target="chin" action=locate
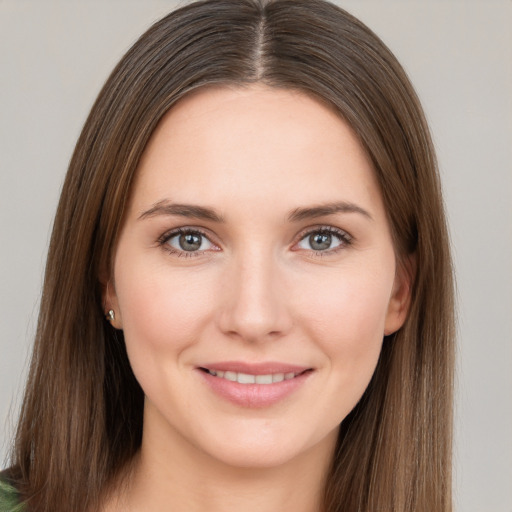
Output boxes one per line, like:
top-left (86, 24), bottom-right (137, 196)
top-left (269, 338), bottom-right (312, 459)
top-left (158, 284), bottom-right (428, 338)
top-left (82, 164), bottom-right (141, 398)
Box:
top-left (192, 422), bottom-right (339, 471)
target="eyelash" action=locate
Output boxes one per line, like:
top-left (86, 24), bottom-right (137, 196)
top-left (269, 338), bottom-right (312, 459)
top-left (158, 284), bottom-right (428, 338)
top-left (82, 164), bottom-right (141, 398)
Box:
top-left (157, 227), bottom-right (215, 258)
top-left (157, 226), bottom-right (353, 258)
top-left (295, 226), bottom-right (353, 257)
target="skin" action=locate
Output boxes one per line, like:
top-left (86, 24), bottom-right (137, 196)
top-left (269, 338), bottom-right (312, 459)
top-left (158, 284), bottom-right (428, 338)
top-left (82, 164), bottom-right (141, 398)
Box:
top-left (104, 85), bottom-right (411, 512)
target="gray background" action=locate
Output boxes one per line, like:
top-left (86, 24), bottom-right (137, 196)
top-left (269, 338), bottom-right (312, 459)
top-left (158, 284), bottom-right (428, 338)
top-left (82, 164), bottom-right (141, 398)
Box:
top-left (1, 1), bottom-right (511, 510)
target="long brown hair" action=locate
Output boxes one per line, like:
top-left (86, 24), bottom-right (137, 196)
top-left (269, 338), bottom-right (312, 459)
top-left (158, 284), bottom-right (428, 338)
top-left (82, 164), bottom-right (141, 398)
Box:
top-left (9, 1), bottom-right (454, 510)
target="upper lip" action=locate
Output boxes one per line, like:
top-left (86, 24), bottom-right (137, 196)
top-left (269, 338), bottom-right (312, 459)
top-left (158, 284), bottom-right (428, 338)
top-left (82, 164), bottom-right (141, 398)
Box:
top-left (197, 361), bottom-right (312, 375)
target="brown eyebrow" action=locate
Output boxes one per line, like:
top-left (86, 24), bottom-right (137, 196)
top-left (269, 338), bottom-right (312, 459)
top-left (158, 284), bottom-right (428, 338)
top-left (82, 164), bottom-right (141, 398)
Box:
top-left (139, 200), bottom-right (372, 224)
top-left (138, 200), bottom-right (225, 223)
top-left (287, 201), bottom-right (373, 222)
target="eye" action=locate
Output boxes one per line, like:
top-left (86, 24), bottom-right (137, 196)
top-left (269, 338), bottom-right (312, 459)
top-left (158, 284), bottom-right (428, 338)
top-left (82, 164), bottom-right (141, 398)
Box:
top-left (296, 228), bottom-right (350, 252)
top-left (163, 229), bottom-right (215, 253)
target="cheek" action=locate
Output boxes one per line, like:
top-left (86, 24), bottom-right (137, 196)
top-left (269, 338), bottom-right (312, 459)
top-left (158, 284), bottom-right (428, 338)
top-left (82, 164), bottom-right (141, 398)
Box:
top-left (295, 269), bottom-right (393, 426)
top-left (114, 259), bottom-right (216, 370)
top-left (298, 263), bottom-right (392, 335)
top-left (294, 263), bottom-right (393, 380)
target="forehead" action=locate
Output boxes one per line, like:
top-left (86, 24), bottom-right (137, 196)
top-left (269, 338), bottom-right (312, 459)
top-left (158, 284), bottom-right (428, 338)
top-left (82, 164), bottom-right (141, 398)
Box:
top-left (131, 85), bottom-right (384, 220)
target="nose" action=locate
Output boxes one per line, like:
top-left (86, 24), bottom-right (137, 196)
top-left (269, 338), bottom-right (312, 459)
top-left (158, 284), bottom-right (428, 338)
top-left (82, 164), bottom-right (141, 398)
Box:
top-left (217, 250), bottom-right (293, 343)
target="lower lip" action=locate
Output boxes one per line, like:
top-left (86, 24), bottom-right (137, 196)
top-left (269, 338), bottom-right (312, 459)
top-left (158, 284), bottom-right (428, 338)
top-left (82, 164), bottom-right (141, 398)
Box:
top-left (198, 370), bottom-right (312, 408)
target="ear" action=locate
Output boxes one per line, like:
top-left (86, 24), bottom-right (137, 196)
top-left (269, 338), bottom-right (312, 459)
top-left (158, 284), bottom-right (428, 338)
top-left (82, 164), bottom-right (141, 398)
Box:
top-left (384, 255), bottom-right (415, 336)
top-left (100, 273), bottom-right (123, 330)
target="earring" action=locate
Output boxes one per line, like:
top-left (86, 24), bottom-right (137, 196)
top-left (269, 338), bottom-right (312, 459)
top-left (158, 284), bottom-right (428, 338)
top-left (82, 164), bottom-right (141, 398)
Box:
top-left (107, 309), bottom-right (115, 322)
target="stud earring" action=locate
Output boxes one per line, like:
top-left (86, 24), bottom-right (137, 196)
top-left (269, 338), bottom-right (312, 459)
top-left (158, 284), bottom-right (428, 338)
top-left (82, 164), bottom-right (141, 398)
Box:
top-left (107, 309), bottom-right (115, 322)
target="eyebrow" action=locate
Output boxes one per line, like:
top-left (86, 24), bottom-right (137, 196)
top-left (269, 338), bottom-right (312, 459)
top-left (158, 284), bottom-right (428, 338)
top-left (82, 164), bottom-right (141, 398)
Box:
top-left (138, 199), bottom-right (372, 223)
top-left (138, 200), bottom-right (225, 223)
top-left (287, 201), bottom-right (373, 222)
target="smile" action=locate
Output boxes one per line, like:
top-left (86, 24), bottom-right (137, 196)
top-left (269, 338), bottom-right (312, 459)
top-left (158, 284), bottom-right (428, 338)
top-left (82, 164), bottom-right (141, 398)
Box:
top-left (197, 363), bottom-right (313, 407)
top-left (202, 368), bottom-right (302, 384)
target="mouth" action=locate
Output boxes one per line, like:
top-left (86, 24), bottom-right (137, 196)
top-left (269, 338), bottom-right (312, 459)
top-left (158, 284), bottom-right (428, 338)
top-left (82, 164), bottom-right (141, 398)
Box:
top-left (199, 367), bottom-right (311, 385)
top-left (196, 361), bottom-right (314, 407)
top-left (197, 363), bottom-right (313, 407)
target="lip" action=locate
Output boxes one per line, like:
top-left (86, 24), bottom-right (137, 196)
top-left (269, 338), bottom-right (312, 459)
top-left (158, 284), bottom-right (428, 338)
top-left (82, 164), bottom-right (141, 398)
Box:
top-left (196, 361), bottom-right (313, 408)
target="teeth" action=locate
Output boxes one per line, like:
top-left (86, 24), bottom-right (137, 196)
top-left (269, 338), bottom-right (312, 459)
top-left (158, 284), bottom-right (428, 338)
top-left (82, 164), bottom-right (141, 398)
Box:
top-left (255, 374), bottom-right (273, 384)
top-left (237, 373), bottom-right (255, 384)
top-left (206, 369), bottom-right (300, 384)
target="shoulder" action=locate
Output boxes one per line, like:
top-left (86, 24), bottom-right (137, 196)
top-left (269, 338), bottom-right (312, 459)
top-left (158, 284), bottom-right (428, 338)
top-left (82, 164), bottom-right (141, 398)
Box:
top-left (0, 472), bottom-right (24, 512)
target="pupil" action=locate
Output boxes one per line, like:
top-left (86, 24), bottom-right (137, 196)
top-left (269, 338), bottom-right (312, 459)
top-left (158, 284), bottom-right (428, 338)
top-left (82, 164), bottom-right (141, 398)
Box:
top-left (310, 233), bottom-right (331, 251)
top-left (179, 233), bottom-right (202, 251)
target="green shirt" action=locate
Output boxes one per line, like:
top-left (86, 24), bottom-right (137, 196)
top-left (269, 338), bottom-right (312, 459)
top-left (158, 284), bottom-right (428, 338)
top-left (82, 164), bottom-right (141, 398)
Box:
top-left (0, 477), bottom-right (24, 512)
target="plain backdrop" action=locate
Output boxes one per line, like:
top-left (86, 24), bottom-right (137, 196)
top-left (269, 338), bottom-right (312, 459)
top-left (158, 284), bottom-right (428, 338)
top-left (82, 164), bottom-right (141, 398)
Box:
top-left (1, 1), bottom-right (511, 511)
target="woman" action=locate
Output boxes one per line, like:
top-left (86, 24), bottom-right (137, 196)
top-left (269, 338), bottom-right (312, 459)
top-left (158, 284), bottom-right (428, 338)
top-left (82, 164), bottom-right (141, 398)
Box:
top-left (1, 0), bottom-right (454, 510)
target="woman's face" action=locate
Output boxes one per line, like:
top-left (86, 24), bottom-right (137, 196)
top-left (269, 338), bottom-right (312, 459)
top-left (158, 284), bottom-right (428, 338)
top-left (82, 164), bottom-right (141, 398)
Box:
top-left (107, 85), bottom-right (410, 469)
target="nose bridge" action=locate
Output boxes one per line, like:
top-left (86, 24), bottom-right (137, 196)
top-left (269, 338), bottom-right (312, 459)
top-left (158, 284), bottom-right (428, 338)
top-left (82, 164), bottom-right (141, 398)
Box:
top-left (219, 244), bottom-right (291, 342)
